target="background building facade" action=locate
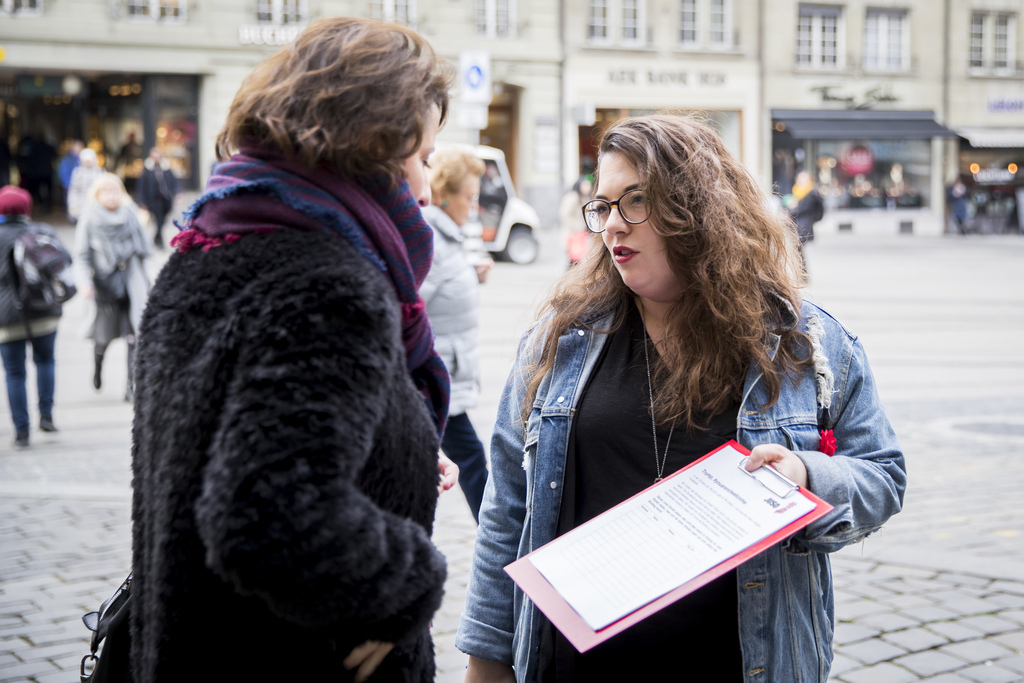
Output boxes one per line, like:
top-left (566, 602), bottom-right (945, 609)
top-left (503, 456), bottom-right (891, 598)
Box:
top-left (2, 0), bottom-right (1022, 233)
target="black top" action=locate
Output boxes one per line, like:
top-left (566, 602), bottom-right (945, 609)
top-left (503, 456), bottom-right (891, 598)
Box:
top-left (538, 303), bottom-right (743, 681)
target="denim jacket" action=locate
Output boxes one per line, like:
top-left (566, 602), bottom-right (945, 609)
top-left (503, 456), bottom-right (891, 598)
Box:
top-left (455, 299), bottom-right (907, 682)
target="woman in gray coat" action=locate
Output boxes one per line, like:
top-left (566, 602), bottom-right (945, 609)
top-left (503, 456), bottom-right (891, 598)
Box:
top-left (420, 148), bottom-right (493, 522)
top-left (74, 172), bottom-right (151, 401)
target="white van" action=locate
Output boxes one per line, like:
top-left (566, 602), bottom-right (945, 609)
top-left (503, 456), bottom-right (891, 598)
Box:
top-left (434, 144), bottom-right (541, 264)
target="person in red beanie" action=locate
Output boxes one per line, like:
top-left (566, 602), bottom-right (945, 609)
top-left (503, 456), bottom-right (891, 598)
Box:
top-left (0, 185), bottom-right (64, 448)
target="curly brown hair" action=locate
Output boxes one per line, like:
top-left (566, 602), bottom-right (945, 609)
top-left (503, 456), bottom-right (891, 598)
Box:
top-left (525, 114), bottom-right (808, 431)
top-left (216, 17), bottom-right (454, 181)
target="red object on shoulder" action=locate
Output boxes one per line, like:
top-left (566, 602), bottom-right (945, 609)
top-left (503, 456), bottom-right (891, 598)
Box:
top-left (818, 429), bottom-right (837, 456)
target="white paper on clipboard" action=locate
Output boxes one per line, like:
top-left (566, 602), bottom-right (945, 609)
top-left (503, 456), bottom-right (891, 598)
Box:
top-left (526, 443), bottom-right (816, 631)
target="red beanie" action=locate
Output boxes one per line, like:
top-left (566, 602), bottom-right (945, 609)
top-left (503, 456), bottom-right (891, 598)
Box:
top-left (0, 185), bottom-right (32, 216)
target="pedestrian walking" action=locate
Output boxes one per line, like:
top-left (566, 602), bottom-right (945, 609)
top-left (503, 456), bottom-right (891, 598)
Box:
top-left (786, 170), bottom-right (825, 268)
top-left (66, 149), bottom-right (104, 223)
top-left (947, 178), bottom-right (970, 235)
top-left (128, 17), bottom-right (457, 683)
top-left (73, 172), bottom-right (151, 403)
top-left (57, 139), bottom-right (83, 213)
top-left (421, 147), bottom-right (493, 523)
top-left (457, 115), bottom-right (907, 682)
top-left (136, 147), bottom-right (179, 248)
top-left (559, 177), bottom-right (593, 265)
top-left (0, 186), bottom-right (62, 448)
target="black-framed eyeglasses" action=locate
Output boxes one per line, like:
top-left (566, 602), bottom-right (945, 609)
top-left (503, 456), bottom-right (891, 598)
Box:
top-left (581, 189), bottom-right (650, 233)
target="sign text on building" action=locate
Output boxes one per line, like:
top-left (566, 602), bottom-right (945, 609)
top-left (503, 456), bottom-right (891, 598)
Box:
top-left (608, 70), bottom-right (727, 86)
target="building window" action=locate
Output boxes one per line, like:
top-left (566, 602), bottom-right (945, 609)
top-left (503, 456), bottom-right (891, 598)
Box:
top-left (589, 0), bottom-right (610, 41)
top-left (1, 0), bottom-right (43, 14)
top-left (970, 12), bottom-right (985, 67)
top-left (864, 9), bottom-right (907, 71)
top-left (680, 0), bottom-right (697, 43)
top-left (257, 0), bottom-right (307, 24)
top-left (622, 0), bottom-right (646, 44)
top-left (370, 0), bottom-right (415, 26)
top-left (588, 0), bottom-right (647, 46)
top-left (796, 4), bottom-right (842, 69)
top-left (126, 0), bottom-right (185, 21)
top-left (970, 11), bottom-right (1017, 72)
top-left (679, 0), bottom-right (732, 49)
top-left (475, 0), bottom-right (514, 38)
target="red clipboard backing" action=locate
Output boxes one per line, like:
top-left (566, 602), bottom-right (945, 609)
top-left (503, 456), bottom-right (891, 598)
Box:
top-left (504, 439), bottom-right (833, 653)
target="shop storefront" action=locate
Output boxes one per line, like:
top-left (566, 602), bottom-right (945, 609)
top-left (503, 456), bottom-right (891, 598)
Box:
top-left (771, 109), bottom-right (956, 236)
top-left (564, 56), bottom-right (760, 193)
top-left (0, 71), bottom-right (200, 196)
top-left (952, 128), bottom-right (1024, 234)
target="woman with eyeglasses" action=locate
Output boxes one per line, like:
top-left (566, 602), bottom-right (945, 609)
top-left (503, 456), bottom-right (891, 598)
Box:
top-left (420, 147), bottom-right (494, 523)
top-left (456, 114), bottom-right (905, 682)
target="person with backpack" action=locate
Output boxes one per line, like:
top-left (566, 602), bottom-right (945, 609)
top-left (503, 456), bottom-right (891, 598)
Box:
top-left (0, 186), bottom-right (65, 448)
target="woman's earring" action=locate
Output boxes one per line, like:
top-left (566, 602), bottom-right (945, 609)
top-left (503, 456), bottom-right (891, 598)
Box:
top-left (441, 200), bottom-right (449, 208)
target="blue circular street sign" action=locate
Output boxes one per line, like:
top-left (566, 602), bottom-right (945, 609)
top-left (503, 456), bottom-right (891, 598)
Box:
top-left (465, 65), bottom-right (484, 89)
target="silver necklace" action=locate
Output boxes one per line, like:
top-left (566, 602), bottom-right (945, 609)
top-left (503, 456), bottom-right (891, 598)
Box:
top-left (642, 328), bottom-right (675, 483)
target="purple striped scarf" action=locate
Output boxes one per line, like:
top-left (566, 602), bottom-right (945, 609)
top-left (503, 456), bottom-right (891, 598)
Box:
top-left (172, 147), bottom-right (449, 433)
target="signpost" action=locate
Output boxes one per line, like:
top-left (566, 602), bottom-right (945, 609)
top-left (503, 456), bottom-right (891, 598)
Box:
top-left (458, 51), bottom-right (492, 137)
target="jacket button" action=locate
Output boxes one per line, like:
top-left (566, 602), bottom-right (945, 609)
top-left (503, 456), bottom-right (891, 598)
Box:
top-left (557, 396), bottom-right (565, 403)
top-left (550, 482), bottom-right (557, 489)
top-left (577, 330), bottom-right (585, 336)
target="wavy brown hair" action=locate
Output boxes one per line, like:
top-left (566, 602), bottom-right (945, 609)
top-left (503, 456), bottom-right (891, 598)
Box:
top-left (525, 114), bottom-right (808, 430)
top-left (216, 17), bottom-right (453, 182)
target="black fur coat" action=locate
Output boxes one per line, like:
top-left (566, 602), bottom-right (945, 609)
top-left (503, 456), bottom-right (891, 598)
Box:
top-left (130, 229), bottom-right (446, 682)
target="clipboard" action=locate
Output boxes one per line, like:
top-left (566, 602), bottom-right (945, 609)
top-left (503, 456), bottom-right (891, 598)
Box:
top-left (504, 439), bottom-right (833, 653)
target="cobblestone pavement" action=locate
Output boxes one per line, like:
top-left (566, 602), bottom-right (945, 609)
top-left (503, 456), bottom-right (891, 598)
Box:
top-left (1, 230), bottom-right (1023, 682)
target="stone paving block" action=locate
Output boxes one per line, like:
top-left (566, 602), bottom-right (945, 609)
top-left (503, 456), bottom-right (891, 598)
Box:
top-left (926, 592), bottom-right (1008, 616)
top-left (872, 564), bottom-right (940, 581)
top-left (0, 659), bottom-right (61, 679)
top-left (940, 639), bottom-right (1015, 663)
top-left (858, 612), bottom-right (923, 632)
top-left (834, 622), bottom-right (883, 645)
top-left (956, 662), bottom-right (1022, 683)
top-left (838, 600), bottom-right (899, 620)
top-left (882, 626), bottom-right (950, 652)
top-left (928, 621), bottom-right (987, 642)
top-left (936, 573), bottom-right (994, 588)
top-left (838, 661), bottom-right (919, 683)
top-left (990, 630), bottom-right (1024, 652)
top-left (880, 593), bottom-right (940, 610)
top-left (956, 615), bottom-right (1019, 636)
top-left (901, 605), bottom-right (963, 623)
top-left (995, 655), bottom-right (1024, 674)
top-left (988, 581), bottom-right (1024, 596)
top-left (918, 676), bottom-right (974, 683)
top-left (841, 637), bottom-right (910, 665)
top-left (829, 652), bottom-right (861, 677)
top-left (17, 639), bottom-right (84, 663)
top-left (895, 651), bottom-right (969, 677)
top-left (995, 609), bottom-right (1024, 626)
top-left (986, 593), bottom-right (1024, 609)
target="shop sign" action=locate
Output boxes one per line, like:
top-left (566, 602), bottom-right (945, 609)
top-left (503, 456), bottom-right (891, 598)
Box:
top-left (974, 168), bottom-right (1015, 184)
top-left (17, 75), bottom-right (64, 97)
top-left (987, 97), bottom-right (1024, 113)
top-left (607, 70), bottom-right (726, 86)
top-left (238, 24), bottom-right (303, 46)
top-left (841, 145), bottom-right (874, 175)
top-left (810, 85), bottom-right (899, 110)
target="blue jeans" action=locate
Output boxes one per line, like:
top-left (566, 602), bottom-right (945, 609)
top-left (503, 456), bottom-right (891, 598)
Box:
top-left (0, 331), bottom-right (56, 435)
top-left (442, 412), bottom-right (489, 523)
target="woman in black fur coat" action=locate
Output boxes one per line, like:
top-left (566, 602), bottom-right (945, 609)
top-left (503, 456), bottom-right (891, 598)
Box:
top-left (130, 18), bottom-right (457, 682)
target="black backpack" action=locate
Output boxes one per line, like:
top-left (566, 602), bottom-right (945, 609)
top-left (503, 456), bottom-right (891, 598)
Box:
top-left (12, 223), bottom-right (77, 311)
